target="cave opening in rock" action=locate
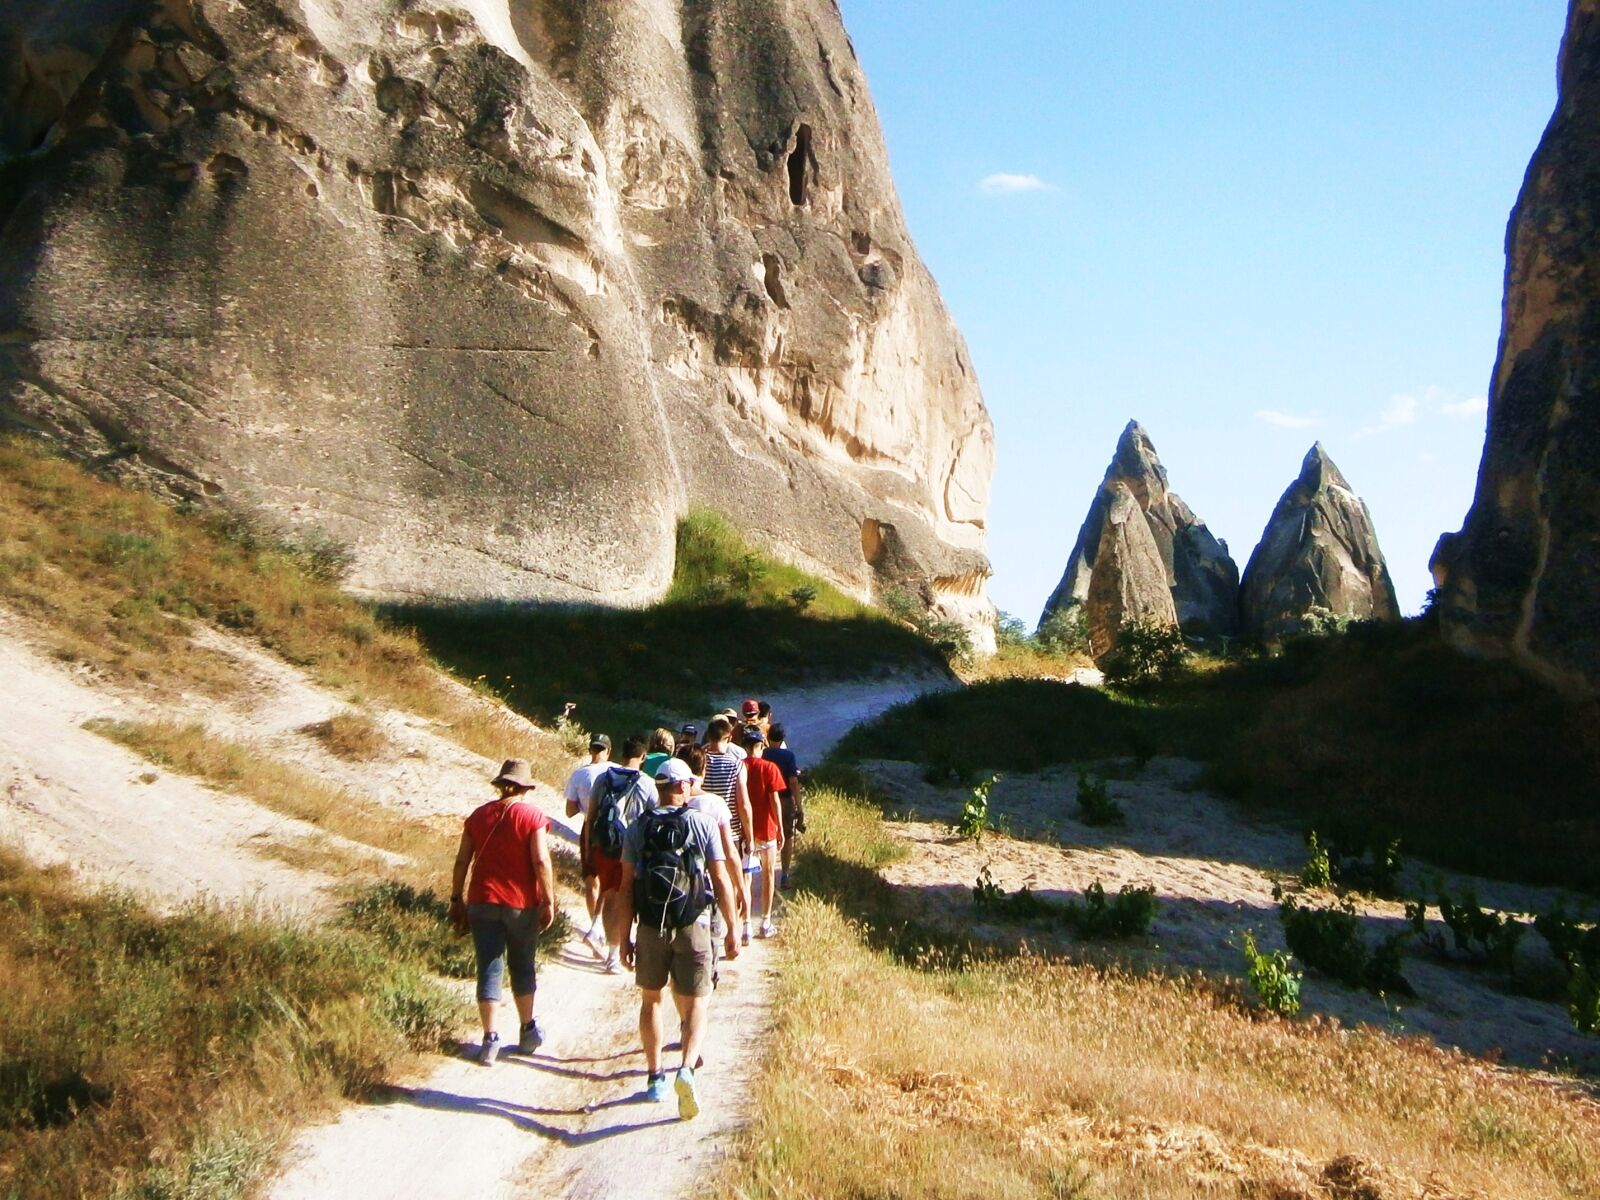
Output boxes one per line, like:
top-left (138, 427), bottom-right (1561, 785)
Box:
top-left (788, 123), bottom-right (813, 206)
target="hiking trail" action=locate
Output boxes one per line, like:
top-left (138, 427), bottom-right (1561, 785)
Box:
top-left (266, 672), bottom-right (945, 1200)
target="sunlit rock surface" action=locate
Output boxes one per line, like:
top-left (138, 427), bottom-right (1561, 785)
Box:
top-left (1040, 421), bottom-right (1236, 648)
top-left (1240, 443), bottom-right (1400, 641)
top-left (0, 0), bottom-right (994, 643)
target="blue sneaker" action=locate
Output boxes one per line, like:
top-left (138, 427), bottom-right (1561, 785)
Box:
top-left (675, 1066), bottom-right (700, 1120)
top-left (517, 1019), bottom-right (545, 1054)
top-left (645, 1071), bottom-right (669, 1103)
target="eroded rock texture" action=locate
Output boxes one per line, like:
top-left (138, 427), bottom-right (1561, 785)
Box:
top-left (1239, 444), bottom-right (1400, 641)
top-left (1431, 0), bottom-right (1600, 695)
top-left (0, 0), bottom-right (994, 642)
top-left (1039, 421), bottom-right (1237, 647)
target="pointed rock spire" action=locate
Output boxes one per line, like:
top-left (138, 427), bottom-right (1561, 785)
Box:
top-left (1039, 421), bottom-right (1239, 649)
top-left (1239, 444), bottom-right (1401, 640)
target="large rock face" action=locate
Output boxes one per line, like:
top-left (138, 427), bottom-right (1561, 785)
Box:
top-left (1239, 443), bottom-right (1400, 641)
top-left (0, 0), bottom-right (994, 643)
top-left (1039, 420), bottom-right (1237, 643)
top-left (1431, 0), bottom-right (1600, 696)
top-left (1082, 480), bottom-right (1179, 657)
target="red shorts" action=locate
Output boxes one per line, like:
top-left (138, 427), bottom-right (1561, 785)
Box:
top-left (592, 849), bottom-right (624, 894)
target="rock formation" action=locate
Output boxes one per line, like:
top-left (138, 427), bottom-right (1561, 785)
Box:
top-left (1239, 443), bottom-right (1400, 641)
top-left (1431, 0), bottom-right (1600, 696)
top-left (0, 0), bottom-right (995, 647)
top-left (1039, 421), bottom-right (1237, 647)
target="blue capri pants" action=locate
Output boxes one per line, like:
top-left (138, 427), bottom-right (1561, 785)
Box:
top-left (466, 903), bottom-right (540, 1001)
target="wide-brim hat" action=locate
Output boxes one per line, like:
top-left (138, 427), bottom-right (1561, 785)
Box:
top-left (492, 758), bottom-right (536, 790)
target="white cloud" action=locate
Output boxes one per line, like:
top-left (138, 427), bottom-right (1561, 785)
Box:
top-left (1356, 392), bottom-right (1420, 438)
top-left (1254, 409), bottom-right (1321, 429)
top-left (1440, 395), bottom-right (1488, 419)
top-left (979, 172), bottom-right (1055, 195)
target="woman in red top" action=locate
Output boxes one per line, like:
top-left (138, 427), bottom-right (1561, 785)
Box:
top-left (450, 758), bottom-right (555, 1066)
top-left (740, 725), bottom-right (786, 939)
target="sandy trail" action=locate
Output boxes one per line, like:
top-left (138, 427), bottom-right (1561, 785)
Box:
top-left (268, 673), bottom-right (935, 1200)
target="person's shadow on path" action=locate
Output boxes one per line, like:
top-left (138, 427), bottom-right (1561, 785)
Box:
top-left (384, 1085), bottom-right (678, 1144)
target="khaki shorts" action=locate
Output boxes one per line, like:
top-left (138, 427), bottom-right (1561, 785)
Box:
top-left (634, 921), bottom-right (714, 997)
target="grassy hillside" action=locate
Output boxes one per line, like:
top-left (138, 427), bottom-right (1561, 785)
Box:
top-left (834, 619), bottom-right (1600, 894)
top-left (389, 509), bottom-right (947, 736)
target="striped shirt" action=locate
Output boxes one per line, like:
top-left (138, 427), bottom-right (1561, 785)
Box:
top-left (702, 749), bottom-right (744, 844)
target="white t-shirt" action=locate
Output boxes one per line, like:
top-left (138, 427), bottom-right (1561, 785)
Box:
top-left (564, 761), bottom-right (610, 817)
top-left (726, 744), bottom-right (748, 762)
top-left (689, 791), bottom-right (733, 832)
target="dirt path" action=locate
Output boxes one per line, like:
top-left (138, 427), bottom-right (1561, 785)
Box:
top-left (267, 673), bottom-right (939, 1200)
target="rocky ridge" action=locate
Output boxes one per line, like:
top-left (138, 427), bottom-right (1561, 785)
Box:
top-left (1432, 0), bottom-right (1600, 696)
top-left (0, 0), bottom-right (995, 647)
top-left (1239, 443), bottom-right (1400, 641)
top-left (1039, 421), bottom-right (1237, 650)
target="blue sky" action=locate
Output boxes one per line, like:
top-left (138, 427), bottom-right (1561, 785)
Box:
top-left (838, 1), bottom-right (1570, 623)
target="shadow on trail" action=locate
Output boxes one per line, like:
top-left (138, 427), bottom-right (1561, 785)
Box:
top-left (385, 1085), bottom-right (677, 1144)
top-left (500, 1055), bottom-right (648, 1084)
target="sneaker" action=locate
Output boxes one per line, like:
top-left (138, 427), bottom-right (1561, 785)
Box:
top-left (645, 1071), bottom-right (669, 1103)
top-left (475, 1032), bottom-right (500, 1067)
top-left (741, 922), bottom-right (751, 947)
top-left (582, 927), bottom-right (607, 961)
top-left (675, 1066), bottom-right (700, 1120)
top-left (760, 920), bottom-right (776, 939)
top-left (603, 950), bottom-right (621, 975)
top-left (517, 1019), bottom-right (544, 1054)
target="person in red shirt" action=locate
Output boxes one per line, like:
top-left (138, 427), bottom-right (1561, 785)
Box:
top-left (740, 724), bottom-right (786, 938)
top-left (450, 758), bottom-right (556, 1066)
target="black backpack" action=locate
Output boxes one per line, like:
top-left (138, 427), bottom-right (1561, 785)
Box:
top-left (633, 806), bottom-right (711, 934)
top-left (590, 768), bottom-right (651, 859)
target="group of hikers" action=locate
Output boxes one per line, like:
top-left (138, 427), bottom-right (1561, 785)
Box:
top-left (448, 698), bottom-right (805, 1121)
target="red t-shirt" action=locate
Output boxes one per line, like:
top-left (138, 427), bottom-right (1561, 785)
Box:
top-left (465, 799), bottom-right (549, 908)
top-left (745, 757), bottom-right (786, 843)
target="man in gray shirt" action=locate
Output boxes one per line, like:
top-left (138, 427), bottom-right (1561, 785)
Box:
top-left (618, 757), bottom-right (740, 1119)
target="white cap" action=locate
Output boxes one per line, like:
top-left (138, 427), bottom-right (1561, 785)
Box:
top-left (654, 758), bottom-right (693, 785)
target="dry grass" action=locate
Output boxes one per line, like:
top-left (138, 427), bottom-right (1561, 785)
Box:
top-left (0, 436), bottom-right (561, 775)
top-left (957, 641), bottom-right (1096, 684)
top-left (0, 848), bottom-right (457, 1200)
top-left (724, 789), bottom-right (1600, 1200)
top-left (84, 719), bottom-right (453, 881)
top-left (299, 712), bottom-right (392, 762)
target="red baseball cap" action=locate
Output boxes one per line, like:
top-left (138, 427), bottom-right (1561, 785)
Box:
top-left (741, 698), bottom-right (760, 717)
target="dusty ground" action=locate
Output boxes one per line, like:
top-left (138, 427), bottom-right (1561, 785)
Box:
top-left (865, 755), bottom-right (1600, 1075)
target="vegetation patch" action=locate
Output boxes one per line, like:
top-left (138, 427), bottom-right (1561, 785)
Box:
top-left (300, 712), bottom-right (391, 762)
top-left (727, 780), bottom-right (1600, 1200)
top-left (389, 509), bottom-right (946, 734)
top-left (973, 867), bottom-right (1158, 940)
top-left (0, 850), bottom-right (455, 1200)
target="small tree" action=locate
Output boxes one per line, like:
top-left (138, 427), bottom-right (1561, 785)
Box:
top-left (1101, 618), bottom-right (1186, 685)
top-left (1036, 606), bottom-right (1091, 656)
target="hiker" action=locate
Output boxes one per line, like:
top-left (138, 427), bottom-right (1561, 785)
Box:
top-left (584, 735), bottom-right (658, 973)
top-left (764, 722), bottom-right (805, 888)
top-left (756, 699), bottom-right (773, 735)
top-left (641, 728), bottom-right (676, 781)
top-left (700, 716), bottom-right (754, 943)
top-left (740, 698), bottom-right (762, 730)
top-left (450, 759), bottom-right (555, 1066)
top-left (564, 733), bottom-right (613, 956)
top-left (618, 757), bottom-right (740, 1119)
top-left (675, 723), bottom-right (698, 753)
top-left (680, 743), bottom-right (744, 929)
top-left (740, 724), bottom-right (786, 937)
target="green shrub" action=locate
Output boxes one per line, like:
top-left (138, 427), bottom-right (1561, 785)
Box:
top-left (1061, 881), bottom-right (1158, 939)
top-left (1036, 606), bottom-right (1091, 657)
top-left (1279, 896), bottom-right (1413, 996)
top-left (1300, 830), bottom-right (1334, 889)
top-left (1534, 905), bottom-right (1600, 1033)
top-left (1101, 618), bottom-right (1187, 685)
top-left (1241, 932), bottom-right (1302, 1017)
top-left (1075, 771), bottom-right (1124, 827)
top-left (954, 774), bottom-right (1001, 843)
top-left (1434, 888), bottom-right (1525, 975)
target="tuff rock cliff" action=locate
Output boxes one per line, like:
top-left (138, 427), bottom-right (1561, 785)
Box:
top-left (1431, 0), bottom-right (1600, 696)
top-left (0, 0), bottom-right (995, 646)
top-left (1039, 421), bottom-right (1238, 648)
top-left (1239, 443), bottom-right (1400, 641)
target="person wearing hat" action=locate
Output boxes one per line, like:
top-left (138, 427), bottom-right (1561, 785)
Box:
top-left (565, 733), bottom-right (613, 958)
top-left (450, 758), bottom-right (555, 1067)
top-left (618, 756), bottom-right (740, 1119)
